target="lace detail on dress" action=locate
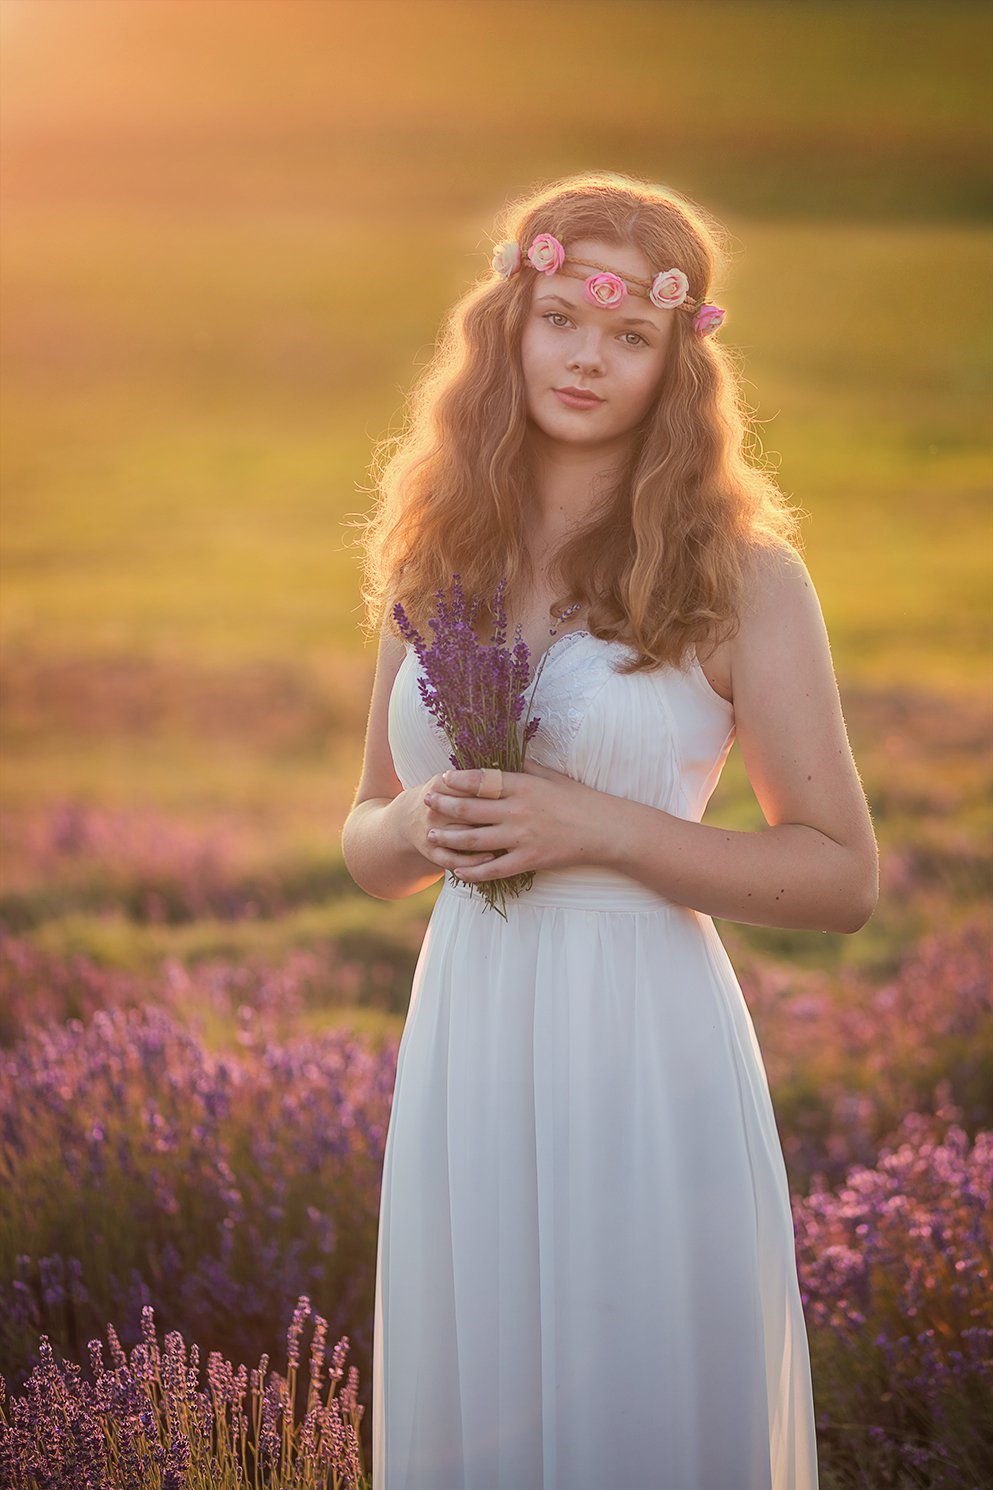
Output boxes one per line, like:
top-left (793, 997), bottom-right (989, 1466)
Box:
top-left (526, 631), bottom-right (632, 772)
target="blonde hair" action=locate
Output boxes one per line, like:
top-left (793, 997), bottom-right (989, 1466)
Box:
top-left (355, 170), bottom-right (803, 675)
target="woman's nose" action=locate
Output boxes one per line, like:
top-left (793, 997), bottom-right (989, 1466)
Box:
top-left (568, 335), bottom-right (605, 375)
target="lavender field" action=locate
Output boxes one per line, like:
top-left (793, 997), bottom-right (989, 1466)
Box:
top-left (1, 694), bottom-right (990, 1486)
top-left (0, 944), bottom-right (990, 1486)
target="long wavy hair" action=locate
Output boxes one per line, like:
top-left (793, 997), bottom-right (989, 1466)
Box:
top-left (355, 170), bottom-right (803, 675)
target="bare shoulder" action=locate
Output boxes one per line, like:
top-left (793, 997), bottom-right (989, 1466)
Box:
top-left (728, 540), bottom-right (876, 838)
top-left (376, 622), bottom-right (407, 690)
top-left (738, 539), bottom-right (819, 624)
top-left (693, 544), bottom-right (817, 707)
top-left (729, 541), bottom-right (835, 709)
top-left (348, 606), bottom-right (408, 810)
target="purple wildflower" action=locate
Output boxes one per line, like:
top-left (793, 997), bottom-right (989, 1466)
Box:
top-left (393, 575), bottom-right (581, 917)
top-left (0, 1304), bottom-right (368, 1488)
top-left (286, 1294), bottom-right (311, 1371)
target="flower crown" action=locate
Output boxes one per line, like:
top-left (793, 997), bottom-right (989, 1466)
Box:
top-left (491, 232), bottom-right (725, 338)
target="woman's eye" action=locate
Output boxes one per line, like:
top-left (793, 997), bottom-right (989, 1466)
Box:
top-left (544, 313), bottom-right (570, 328)
top-left (621, 332), bottom-right (646, 347)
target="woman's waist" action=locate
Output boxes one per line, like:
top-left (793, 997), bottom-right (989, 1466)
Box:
top-left (441, 863), bottom-right (679, 912)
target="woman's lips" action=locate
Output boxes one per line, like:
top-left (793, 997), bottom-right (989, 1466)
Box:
top-left (554, 387), bottom-right (605, 410)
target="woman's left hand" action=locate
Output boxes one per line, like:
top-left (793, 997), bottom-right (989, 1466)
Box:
top-left (421, 759), bottom-right (609, 882)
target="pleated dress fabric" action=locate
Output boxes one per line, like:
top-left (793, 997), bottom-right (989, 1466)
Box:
top-left (373, 630), bottom-right (819, 1490)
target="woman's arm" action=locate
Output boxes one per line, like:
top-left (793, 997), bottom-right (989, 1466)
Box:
top-left (340, 620), bottom-right (499, 900)
top-left (427, 546), bottom-right (879, 934)
top-left (597, 545), bottom-right (879, 932)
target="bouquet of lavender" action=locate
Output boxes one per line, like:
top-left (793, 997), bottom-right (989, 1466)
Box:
top-left (393, 574), bottom-right (575, 918)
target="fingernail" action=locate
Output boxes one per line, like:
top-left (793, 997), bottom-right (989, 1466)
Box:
top-left (442, 771), bottom-right (452, 785)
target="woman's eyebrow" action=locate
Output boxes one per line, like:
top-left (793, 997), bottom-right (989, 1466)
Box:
top-left (534, 293), bottom-right (581, 313)
top-left (534, 292), bottom-right (656, 330)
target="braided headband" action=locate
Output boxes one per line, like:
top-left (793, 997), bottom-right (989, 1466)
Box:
top-left (491, 232), bottom-right (725, 338)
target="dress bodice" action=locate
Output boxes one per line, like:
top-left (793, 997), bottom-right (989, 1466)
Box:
top-left (388, 630), bottom-right (736, 825)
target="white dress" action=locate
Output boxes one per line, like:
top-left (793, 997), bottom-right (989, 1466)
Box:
top-left (373, 630), bottom-right (819, 1490)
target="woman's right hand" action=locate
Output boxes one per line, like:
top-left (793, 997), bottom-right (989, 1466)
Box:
top-left (399, 774), bottom-right (500, 873)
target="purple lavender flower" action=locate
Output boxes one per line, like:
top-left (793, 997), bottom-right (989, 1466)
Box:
top-left (394, 575), bottom-right (575, 917)
top-left (1, 1305), bottom-right (368, 1488)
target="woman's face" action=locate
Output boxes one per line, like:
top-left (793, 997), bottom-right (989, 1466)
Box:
top-left (519, 236), bottom-right (676, 460)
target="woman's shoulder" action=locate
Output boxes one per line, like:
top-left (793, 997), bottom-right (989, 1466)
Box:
top-left (730, 538), bottom-right (832, 692)
top-left (737, 537), bottom-right (813, 621)
top-left (692, 541), bottom-right (811, 703)
top-left (358, 600), bottom-right (407, 710)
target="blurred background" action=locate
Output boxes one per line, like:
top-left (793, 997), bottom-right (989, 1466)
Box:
top-left (1, 2), bottom-right (990, 1483)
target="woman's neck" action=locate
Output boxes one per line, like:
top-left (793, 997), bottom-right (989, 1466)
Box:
top-left (526, 431), bottom-right (630, 542)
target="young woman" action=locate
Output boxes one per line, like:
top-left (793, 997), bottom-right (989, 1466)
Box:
top-left (342, 171), bottom-right (878, 1490)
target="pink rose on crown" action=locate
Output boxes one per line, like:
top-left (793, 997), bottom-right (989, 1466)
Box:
top-left (491, 240), bottom-right (521, 279)
top-left (584, 272), bottom-right (627, 308)
top-left (649, 269), bottom-right (689, 309)
top-left (527, 233), bottom-right (566, 275)
top-left (693, 304), bottom-right (726, 337)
